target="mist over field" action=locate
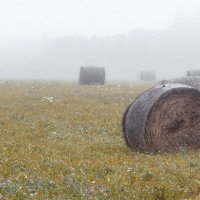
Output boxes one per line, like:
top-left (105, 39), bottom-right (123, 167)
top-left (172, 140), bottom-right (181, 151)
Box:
top-left (2, 1), bottom-right (200, 199)
top-left (0, 0), bottom-right (200, 80)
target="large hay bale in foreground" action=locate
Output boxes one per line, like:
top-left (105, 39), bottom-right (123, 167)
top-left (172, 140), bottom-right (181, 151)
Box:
top-left (140, 70), bottom-right (156, 81)
top-left (122, 84), bottom-right (200, 152)
top-left (160, 77), bottom-right (200, 90)
top-left (79, 66), bottom-right (105, 85)
top-left (187, 70), bottom-right (200, 76)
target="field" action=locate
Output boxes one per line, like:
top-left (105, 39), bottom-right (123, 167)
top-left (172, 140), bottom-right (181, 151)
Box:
top-left (1, 81), bottom-right (200, 199)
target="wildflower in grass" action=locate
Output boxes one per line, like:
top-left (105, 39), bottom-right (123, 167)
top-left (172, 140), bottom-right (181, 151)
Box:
top-left (42, 96), bottom-right (54, 102)
top-left (127, 168), bottom-right (131, 172)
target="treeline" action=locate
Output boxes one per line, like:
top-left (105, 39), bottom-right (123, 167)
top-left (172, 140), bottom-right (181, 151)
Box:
top-left (0, 15), bottom-right (200, 80)
top-left (44, 15), bottom-right (200, 68)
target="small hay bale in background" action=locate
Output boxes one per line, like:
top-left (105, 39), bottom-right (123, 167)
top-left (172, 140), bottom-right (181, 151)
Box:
top-left (79, 66), bottom-right (105, 85)
top-left (187, 70), bottom-right (200, 76)
top-left (140, 70), bottom-right (156, 81)
top-left (160, 77), bottom-right (200, 90)
top-left (122, 84), bottom-right (200, 152)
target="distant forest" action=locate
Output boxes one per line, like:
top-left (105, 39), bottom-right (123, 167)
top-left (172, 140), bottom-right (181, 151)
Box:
top-left (0, 15), bottom-right (200, 80)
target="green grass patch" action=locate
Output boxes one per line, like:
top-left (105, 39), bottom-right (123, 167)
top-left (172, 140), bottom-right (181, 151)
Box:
top-left (0, 81), bottom-right (200, 199)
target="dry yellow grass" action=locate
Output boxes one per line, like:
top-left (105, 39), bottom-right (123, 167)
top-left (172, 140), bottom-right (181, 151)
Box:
top-left (0, 81), bottom-right (200, 199)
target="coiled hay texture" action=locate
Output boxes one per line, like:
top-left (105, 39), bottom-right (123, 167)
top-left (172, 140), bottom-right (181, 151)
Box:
top-left (122, 84), bottom-right (200, 153)
top-left (187, 70), bottom-right (200, 76)
top-left (140, 70), bottom-right (156, 81)
top-left (160, 77), bottom-right (200, 90)
top-left (79, 66), bottom-right (105, 85)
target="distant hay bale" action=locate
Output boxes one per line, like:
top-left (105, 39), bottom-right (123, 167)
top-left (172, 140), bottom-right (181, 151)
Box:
top-left (187, 70), bottom-right (200, 76)
top-left (122, 84), bottom-right (200, 152)
top-left (160, 77), bottom-right (200, 90)
top-left (79, 66), bottom-right (105, 85)
top-left (140, 70), bottom-right (156, 81)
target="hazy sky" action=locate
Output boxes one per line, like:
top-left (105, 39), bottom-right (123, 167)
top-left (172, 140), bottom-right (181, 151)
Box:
top-left (0, 0), bottom-right (200, 41)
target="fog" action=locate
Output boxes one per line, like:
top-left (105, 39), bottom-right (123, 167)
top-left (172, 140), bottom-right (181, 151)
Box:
top-left (0, 0), bottom-right (200, 81)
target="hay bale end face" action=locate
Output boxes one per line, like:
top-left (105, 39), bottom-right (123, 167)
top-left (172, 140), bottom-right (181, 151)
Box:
top-left (187, 70), bottom-right (200, 76)
top-left (122, 84), bottom-right (200, 152)
top-left (79, 66), bottom-right (105, 85)
top-left (140, 70), bottom-right (156, 81)
top-left (160, 77), bottom-right (200, 90)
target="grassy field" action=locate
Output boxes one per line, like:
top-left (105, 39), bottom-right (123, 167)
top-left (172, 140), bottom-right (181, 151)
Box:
top-left (0, 81), bottom-right (200, 199)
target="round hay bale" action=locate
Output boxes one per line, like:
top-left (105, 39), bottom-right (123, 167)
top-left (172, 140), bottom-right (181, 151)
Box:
top-left (187, 70), bottom-right (200, 76)
top-left (160, 77), bottom-right (200, 90)
top-left (122, 84), bottom-right (200, 152)
top-left (79, 66), bottom-right (105, 85)
top-left (140, 70), bottom-right (156, 81)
